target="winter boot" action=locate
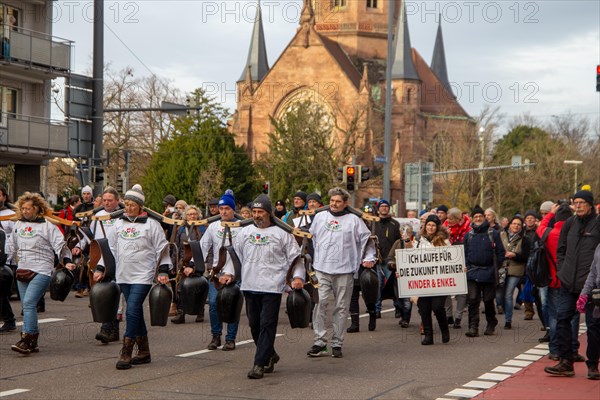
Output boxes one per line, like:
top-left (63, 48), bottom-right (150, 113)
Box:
top-left (131, 336), bottom-right (151, 365)
top-left (544, 359), bottom-right (574, 377)
top-left (207, 334), bottom-right (221, 350)
top-left (368, 311), bottom-right (377, 331)
top-left (421, 326), bottom-right (434, 345)
top-left (171, 310), bottom-right (185, 324)
top-left (524, 302), bottom-right (535, 320)
top-left (29, 333), bottom-right (39, 353)
top-left (107, 320), bottom-right (120, 342)
top-left (11, 332), bottom-right (37, 355)
top-left (116, 337), bottom-right (135, 370)
top-left (347, 314), bottom-right (359, 333)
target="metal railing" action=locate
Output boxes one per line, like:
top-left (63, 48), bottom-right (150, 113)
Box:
top-left (0, 112), bottom-right (69, 156)
top-left (1, 24), bottom-right (72, 71)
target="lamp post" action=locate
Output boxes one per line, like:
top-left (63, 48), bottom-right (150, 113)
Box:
top-left (479, 127), bottom-right (485, 206)
top-left (563, 160), bottom-right (583, 194)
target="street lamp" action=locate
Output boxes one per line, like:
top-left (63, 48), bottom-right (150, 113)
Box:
top-left (563, 160), bottom-right (583, 194)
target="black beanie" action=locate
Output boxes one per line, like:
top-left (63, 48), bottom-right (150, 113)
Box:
top-left (252, 194), bottom-right (273, 214)
top-left (524, 210), bottom-right (537, 219)
top-left (425, 214), bottom-right (441, 227)
top-left (573, 190), bottom-right (594, 207)
top-left (471, 205), bottom-right (485, 217)
top-left (294, 191), bottom-right (308, 204)
top-left (307, 192), bottom-right (322, 205)
top-left (437, 205), bottom-right (448, 213)
top-left (555, 205), bottom-right (573, 222)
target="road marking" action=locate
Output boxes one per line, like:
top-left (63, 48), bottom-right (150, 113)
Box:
top-left (515, 353), bottom-right (543, 361)
top-left (503, 359), bottom-right (531, 367)
top-left (0, 389), bottom-right (30, 397)
top-left (445, 388), bottom-right (482, 398)
top-left (463, 380), bottom-right (496, 389)
top-left (525, 348), bottom-right (548, 355)
top-left (176, 334), bottom-right (284, 358)
top-left (492, 366), bottom-right (521, 374)
top-left (477, 372), bottom-right (511, 381)
top-left (16, 318), bottom-right (65, 327)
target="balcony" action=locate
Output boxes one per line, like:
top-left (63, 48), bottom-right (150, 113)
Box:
top-left (0, 25), bottom-right (72, 81)
top-left (0, 112), bottom-right (69, 163)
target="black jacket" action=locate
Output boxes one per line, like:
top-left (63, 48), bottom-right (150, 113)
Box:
top-left (465, 221), bottom-right (506, 283)
top-left (556, 212), bottom-right (600, 293)
top-left (373, 217), bottom-right (401, 263)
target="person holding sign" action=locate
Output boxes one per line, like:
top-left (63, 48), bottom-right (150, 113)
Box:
top-left (407, 215), bottom-right (452, 345)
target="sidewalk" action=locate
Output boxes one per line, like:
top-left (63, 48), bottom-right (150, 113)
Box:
top-left (474, 333), bottom-right (600, 399)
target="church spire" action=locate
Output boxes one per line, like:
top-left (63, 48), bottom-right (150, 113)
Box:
top-left (431, 15), bottom-right (453, 96)
top-left (391, 3), bottom-right (419, 80)
top-left (238, 0), bottom-right (269, 82)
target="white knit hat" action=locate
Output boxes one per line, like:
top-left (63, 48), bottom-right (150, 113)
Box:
top-left (124, 184), bottom-right (145, 206)
top-left (81, 185), bottom-right (93, 195)
top-left (539, 201), bottom-right (553, 213)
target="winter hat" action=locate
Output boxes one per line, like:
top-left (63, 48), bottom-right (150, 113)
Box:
top-left (510, 214), bottom-right (524, 225)
top-left (124, 184), bottom-right (145, 206)
top-left (208, 198), bottom-right (220, 206)
top-left (418, 209), bottom-right (428, 217)
top-left (471, 205), bottom-right (485, 217)
top-left (539, 201), bottom-right (553, 213)
top-left (425, 214), bottom-right (441, 227)
top-left (555, 205), bottom-right (573, 222)
top-left (436, 204), bottom-right (449, 213)
top-left (252, 194), bottom-right (273, 214)
top-left (81, 185), bottom-right (93, 195)
top-left (307, 192), bottom-right (323, 205)
top-left (573, 190), bottom-right (594, 206)
top-left (218, 189), bottom-right (236, 210)
top-left (294, 191), bottom-right (308, 204)
top-left (162, 194), bottom-right (176, 207)
top-left (524, 210), bottom-right (537, 219)
top-left (275, 199), bottom-right (285, 207)
top-left (377, 199), bottom-right (391, 209)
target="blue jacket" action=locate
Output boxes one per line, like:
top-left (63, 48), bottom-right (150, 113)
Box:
top-left (464, 221), bottom-right (506, 283)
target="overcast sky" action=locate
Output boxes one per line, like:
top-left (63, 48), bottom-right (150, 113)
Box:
top-left (52, 0), bottom-right (600, 136)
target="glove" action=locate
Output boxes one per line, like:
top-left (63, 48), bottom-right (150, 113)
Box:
top-left (576, 294), bottom-right (588, 313)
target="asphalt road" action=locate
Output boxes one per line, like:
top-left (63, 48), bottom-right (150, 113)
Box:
top-left (0, 293), bottom-right (550, 400)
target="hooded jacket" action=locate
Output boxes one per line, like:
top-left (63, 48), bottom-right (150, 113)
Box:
top-left (537, 212), bottom-right (563, 288)
top-left (464, 220), bottom-right (506, 283)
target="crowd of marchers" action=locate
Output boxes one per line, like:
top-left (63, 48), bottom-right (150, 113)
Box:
top-left (0, 182), bottom-right (599, 381)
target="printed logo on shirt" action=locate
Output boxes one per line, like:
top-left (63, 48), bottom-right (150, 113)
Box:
top-left (102, 219), bottom-right (116, 227)
top-left (248, 233), bottom-right (269, 245)
top-left (216, 227), bottom-right (238, 239)
top-left (119, 227), bottom-right (141, 240)
top-left (325, 219), bottom-right (341, 232)
top-left (17, 226), bottom-right (37, 238)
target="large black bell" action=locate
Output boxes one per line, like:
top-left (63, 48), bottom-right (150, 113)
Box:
top-left (89, 281), bottom-right (121, 323)
top-left (359, 268), bottom-right (379, 307)
top-left (0, 265), bottom-right (13, 297)
top-left (216, 283), bottom-right (243, 324)
top-left (149, 284), bottom-right (173, 326)
top-left (286, 288), bottom-right (312, 329)
top-left (180, 275), bottom-right (209, 316)
top-left (50, 268), bottom-right (74, 302)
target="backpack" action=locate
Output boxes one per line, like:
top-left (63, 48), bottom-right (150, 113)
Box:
top-left (525, 227), bottom-right (553, 288)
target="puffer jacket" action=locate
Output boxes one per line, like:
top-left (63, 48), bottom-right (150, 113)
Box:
top-left (537, 213), bottom-right (562, 288)
top-left (464, 221), bottom-right (506, 283)
top-left (556, 212), bottom-right (600, 293)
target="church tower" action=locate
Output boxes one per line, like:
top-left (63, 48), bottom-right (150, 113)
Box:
top-left (312, 0), bottom-right (401, 62)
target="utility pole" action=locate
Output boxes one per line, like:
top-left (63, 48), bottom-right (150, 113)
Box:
top-left (382, 0), bottom-right (394, 201)
top-left (91, 0), bottom-right (104, 196)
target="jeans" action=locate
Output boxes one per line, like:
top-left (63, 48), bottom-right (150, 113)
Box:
top-left (555, 286), bottom-right (582, 361)
top-left (375, 264), bottom-right (401, 312)
top-left (208, 280), bottom-right (239, 341)
top-left (244, 291), bottom-right (282, 367)
top-left (398, 298), bottom-right (413, 323)
top-left (119, 283), bottom-right (151, 338)
top-left (548, 287), bottom-right (580, 355)
top-left (17, 273), bottom-right (52, 334)
top-left (497, 276), bottom-right (521, 323)
top-left (538, 286), bottom-right (549, 328)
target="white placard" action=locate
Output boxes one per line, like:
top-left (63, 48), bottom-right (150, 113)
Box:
top-left (396, 245), bottom-right (467, 297)
top-left (393, 218), bottom-right (420, 235)
top-left (293, 215), bottom-right (311, 228)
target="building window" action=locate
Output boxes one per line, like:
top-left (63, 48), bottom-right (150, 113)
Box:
top-left (367, 0), bottom-right (378, 8)
top-left (331, 0), bottom-right (347, 9)
top-left (0, 86), bottom-right (18, 127)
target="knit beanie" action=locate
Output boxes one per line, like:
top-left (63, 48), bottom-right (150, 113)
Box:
top-left (573, 190), bottom-right (594, 207)
top-left (307, 192), bottom-right (322, 205)
top-left (252, 194), bottom-right (273, 214)
top-left (124, 184), bottom-right (145, 206)
top-left (539, 201), bottom-right (553, 213)
top-left (294, 191), bottom-right (308, 204)
top-left (524, 210), bottom-right (537, 219)
top-left (218, 189), bottom-right (236, 210)
top-left (81, 185), bottom-right (93, 195)
top-left (471, 205), bottom-right (485, 217)
top-left (162, 194), bottom-right (176, 207)
top-left (425, 214), bottom-right (441, 227)
top-left (436, 205), bottom-right (449, 213)
top-left (377, 199), bottom-right (391, 209)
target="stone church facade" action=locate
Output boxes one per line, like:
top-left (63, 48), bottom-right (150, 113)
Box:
top-left (230, 0), bottom-right (476, 211)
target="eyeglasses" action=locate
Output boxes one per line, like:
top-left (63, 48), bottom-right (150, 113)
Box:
top-left (573, 201), bottom-right (588, 206)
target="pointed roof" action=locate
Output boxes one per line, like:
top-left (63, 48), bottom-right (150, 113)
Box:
top-left (238, 1), bottom-right (269, 82)
top-left (391, 4), bottom-right (419, 80)
top-left (431, 16), bottom-right (453, 96)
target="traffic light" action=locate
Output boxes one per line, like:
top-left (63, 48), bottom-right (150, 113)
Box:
top-left (116, 173), bottom-right (124, 193)
top-left (262, 181), bottom-right (270, 195)
top-left (94, 166), bottom-right (104, 183)
top-left (597, 65), bottom-right (600, 92)
top-left (345, 165), bottom-right (356, 191)
top-left (358, 166), bottom-right (370, 183)
top-left (337, 167), bottom-right (344, 182)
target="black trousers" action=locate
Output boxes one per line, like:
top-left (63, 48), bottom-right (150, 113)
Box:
top-left (0, 294), bottom-right (14, 323)
top-left (244, 291), bottom-right (282, 367)
top-left (467, 281), bottom-right (497, 329)
top-left (417, 296), bottom-right (448, 334)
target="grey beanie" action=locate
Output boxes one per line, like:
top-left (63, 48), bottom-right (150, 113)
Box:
top-left (251, 194), bottom-right (272, 214)
top-left (124, 184), bottom-right (145, 206)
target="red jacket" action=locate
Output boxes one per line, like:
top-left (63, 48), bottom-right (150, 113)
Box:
top-left (57, 206), bottom-right (75, 235)
top-left (536, 212), bottom-right (563, 288)
top-left (443, 215), bottom-right (472, 245)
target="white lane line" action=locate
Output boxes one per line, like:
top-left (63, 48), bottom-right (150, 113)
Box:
top-left (176, 334), bottom-right (284, 358)
top-left (535, 344), bottom-right (549, 349)
top-left (503, 359), bottom-right (532, 367)
top-left (15, 318), bottom-right (66, 327)
top-left (492, 366), bottom-right (522, 374)
top-left (477, 372), bottom-right (511, 381)
top-left (0, 389), bottom-right (30, 397)
top-left (525, 349), bottom-right (548, 355)
top-left (515, 353), bottom-right (543, 361)
top-left (463, 380), bottom-right (497, 389)
top-left (445, 388), bottom-right (482, 398)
